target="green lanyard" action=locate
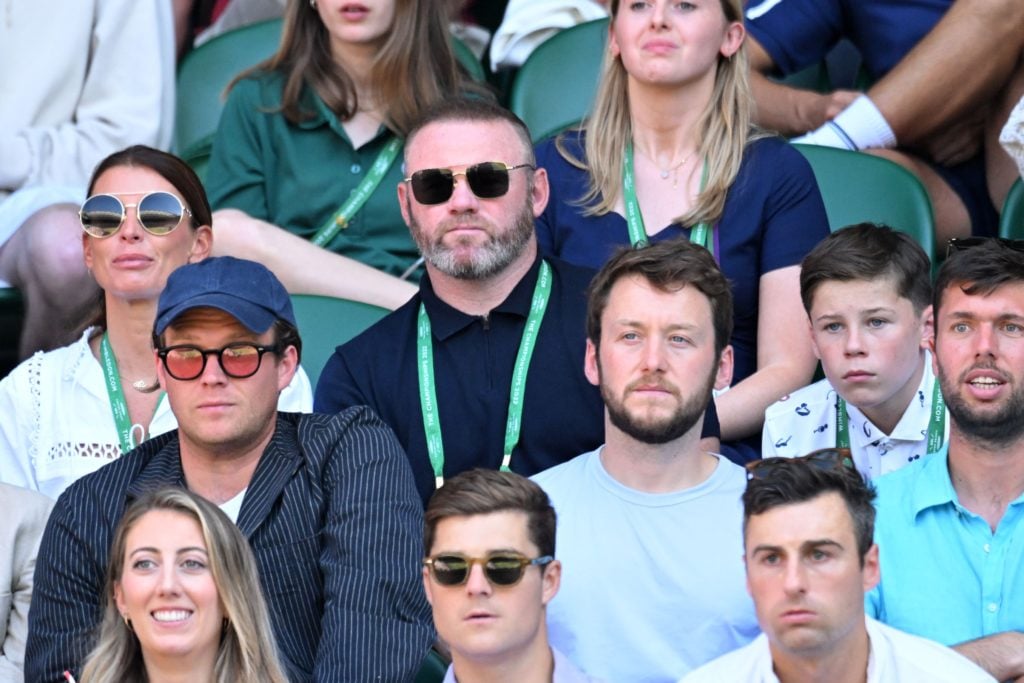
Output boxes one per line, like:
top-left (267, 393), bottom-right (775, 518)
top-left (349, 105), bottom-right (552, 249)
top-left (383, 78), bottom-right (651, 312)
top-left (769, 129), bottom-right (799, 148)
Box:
top-left (836, 380), bottom-right (946, 453)
top-left (310, 137), bottom-right (403, 247)
top-left (100, 333), bottom-right (165, 454)
top-left (416, 261), bottom-right (553, 489)
top-left (622, 142), bottom-right (712, 254)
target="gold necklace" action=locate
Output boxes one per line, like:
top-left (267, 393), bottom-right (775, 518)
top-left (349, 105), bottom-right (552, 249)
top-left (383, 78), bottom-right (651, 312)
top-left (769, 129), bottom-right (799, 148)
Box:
top-left (635, 146), bottom-right (693, 188)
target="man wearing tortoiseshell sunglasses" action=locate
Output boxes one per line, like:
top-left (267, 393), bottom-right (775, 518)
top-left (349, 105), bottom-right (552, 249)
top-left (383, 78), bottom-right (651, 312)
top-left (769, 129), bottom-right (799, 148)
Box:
top-left (422, 469), bottom-right (603, 682)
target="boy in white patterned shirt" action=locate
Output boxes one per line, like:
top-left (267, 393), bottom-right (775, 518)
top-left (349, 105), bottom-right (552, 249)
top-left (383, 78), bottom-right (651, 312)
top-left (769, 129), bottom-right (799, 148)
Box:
top-left (762, 224), bottom-right (944, 479)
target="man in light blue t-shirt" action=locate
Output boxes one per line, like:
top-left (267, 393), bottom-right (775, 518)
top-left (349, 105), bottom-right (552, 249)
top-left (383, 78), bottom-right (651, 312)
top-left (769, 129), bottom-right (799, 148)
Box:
top-left (534, 240), bottom-right (759, 682)
top-left (868, 238), bottom-right (1024, 682)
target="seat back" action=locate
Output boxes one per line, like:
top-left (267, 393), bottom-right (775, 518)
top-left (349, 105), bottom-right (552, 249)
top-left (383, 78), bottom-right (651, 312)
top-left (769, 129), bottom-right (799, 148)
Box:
top-left (509, 18), bottom-right (608, 142)
top-left (290, 294), bottom-right (389, 388)
top-left (175, 19), bottom-right (486, 182)
top-left (175, 19), bottom-right (283, 179)
top-left (508, 17), bottom-right (838, 143)
top-left (999, 178), bottom-right (1024, 239)
top-left (793, 144), bottom-right (936, 261)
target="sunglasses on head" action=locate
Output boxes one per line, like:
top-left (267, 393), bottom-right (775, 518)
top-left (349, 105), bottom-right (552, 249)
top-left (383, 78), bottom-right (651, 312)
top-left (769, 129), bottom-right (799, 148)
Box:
top-left (80, 191), bottom-right (193, 238)
top-left (156, 342), bottom-right (280, 381)
top-left (946, 236), bottom-right (1024, 259)
top-left (405, 162), bottom-right (535, 205)
top-left (423, 552), bottom-right (553, 587)
top-left (745, 448), bottom-right (855, 481)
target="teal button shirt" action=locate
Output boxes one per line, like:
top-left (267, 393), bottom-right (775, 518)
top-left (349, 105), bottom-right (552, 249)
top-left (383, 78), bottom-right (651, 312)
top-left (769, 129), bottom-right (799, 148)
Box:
top-left (867, 444), bottom-right (1024, 645)
top-left (206, 72), bottom-right (418, 277)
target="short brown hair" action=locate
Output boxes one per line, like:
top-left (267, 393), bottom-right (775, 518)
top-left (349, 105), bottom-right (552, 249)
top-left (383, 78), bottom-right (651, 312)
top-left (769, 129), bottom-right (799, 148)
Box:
top-left (586, 240), bottom-right (734, 357)
top-left (405, 98), bottom-right (535, 168)
top-left (800, 223), bottom-right (932, 315)
top-left (424, 469), bottom-right (556, 558)
top-left (933, 238), bottom-right (1024, 319)
top-left (743, 456), bottom-right (876, 564)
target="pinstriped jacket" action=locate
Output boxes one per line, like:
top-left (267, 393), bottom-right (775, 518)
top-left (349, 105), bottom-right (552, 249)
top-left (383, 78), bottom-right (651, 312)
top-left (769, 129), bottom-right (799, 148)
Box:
top-left (24, 409), bottom-right (434, 683)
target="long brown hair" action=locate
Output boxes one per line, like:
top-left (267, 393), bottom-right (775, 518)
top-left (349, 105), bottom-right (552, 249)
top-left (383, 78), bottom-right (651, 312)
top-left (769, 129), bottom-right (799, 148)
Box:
top-left (80, 488), bottom-right (290, 683)
top-left (234, 0), bottom-right (486, 135)
top-left (559, 0), bottom-right (761, 228)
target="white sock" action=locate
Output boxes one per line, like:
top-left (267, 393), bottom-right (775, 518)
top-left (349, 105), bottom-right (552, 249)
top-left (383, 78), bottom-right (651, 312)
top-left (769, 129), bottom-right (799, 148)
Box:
top-left (793, 95), bottom-right (897, 151)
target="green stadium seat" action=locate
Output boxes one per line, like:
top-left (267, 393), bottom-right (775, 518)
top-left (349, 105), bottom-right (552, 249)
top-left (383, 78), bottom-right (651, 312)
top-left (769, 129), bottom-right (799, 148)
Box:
top-left (289, 294), bottom-right (388, 388)
top-left (999, 178), bottom-right (1024, 239)
top-left (508, 17), bottom-right (837, 142)
top-left (793, 144), bottom-right (936, 262)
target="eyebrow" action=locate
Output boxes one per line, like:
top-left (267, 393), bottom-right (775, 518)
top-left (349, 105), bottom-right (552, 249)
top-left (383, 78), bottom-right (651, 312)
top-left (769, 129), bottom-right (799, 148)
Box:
top-left (612, 319), bottom-right (701, 331)
top-left (945, 311), bottom-right (1024, 323)
top-left (814, 307), bottom-right (896, 323)
top-left (129, 546), bottom-right (209, 557)
top-left (433, 547), bottom-right (525, 556)
top-left (750, 539), bottom-right (844, 555)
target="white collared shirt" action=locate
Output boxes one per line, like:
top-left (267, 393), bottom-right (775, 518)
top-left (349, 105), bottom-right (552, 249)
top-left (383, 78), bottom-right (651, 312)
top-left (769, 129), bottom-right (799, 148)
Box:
top-left (762, 352), bottom-right (946, 479)
top-left (680, 617), bottom-right (995, 682)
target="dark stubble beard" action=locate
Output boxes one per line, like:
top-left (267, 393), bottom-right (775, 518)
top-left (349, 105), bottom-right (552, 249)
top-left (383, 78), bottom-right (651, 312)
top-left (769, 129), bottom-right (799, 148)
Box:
top-left (601, 361), bottom-right (717, 445)
top-left (408, 193), bottom-right (535, 280)
top-left (938, 361), bottom-right (1024, 447)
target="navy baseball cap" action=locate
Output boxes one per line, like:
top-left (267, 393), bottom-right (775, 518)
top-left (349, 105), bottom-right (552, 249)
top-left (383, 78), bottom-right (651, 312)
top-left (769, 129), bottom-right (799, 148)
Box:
top-left (155, 256), bottom-right (296, 335)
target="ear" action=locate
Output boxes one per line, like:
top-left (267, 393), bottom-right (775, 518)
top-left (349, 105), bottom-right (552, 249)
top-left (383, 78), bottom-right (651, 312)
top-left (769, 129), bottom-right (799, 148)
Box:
top-left (719, 20), bottom-right (745, 59)
top-left (397, 182), bottom-right (413, 228)
top-left (155, 347), bottom-right (169, 390)
top-left (918, 304), bottom-right (934, 349)
top-left (608, 20), bottom-right (621, 58)
top-left (114, 580), bottom-right (126, 615)
top-left (82, 232), bottom-right (95, 271)
top-left (188, 225), bottom-right (213, 263)
top-left (861, 544), bottom-right (880, 593)
top-left (276, 344), bottom-right (300, 392)
top-left (584, 338), bottom-right (600, 387)
top-left (714, 344), bottom-right (734, 391)
top-left (530, 167), bottom-right (550, 218)
top-left (422, 566), bottom-right (435, 607)
top-left (808, 317), bottom-right (822, 360)
top-left (540, 559), bottom-right (561, 606)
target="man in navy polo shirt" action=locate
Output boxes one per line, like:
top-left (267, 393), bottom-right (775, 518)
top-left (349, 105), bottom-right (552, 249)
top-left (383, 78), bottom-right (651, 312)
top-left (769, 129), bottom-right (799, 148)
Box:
top-left (314, 99), bottom-right (606, 506)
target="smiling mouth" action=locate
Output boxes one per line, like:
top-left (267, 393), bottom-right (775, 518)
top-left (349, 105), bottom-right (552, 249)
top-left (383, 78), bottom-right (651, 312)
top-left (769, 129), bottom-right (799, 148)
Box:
top-left (152, 609), bottom-right (192, 623)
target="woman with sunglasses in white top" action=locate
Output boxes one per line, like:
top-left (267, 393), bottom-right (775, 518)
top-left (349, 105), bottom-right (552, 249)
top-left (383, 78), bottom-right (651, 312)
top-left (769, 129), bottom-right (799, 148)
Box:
top-left (0, 146), bottom-right (312, 500)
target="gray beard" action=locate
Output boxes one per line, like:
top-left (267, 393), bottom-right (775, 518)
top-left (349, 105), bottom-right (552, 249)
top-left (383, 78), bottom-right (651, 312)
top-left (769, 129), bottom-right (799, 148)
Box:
top-left (409, 198), bottom-right (535, 281)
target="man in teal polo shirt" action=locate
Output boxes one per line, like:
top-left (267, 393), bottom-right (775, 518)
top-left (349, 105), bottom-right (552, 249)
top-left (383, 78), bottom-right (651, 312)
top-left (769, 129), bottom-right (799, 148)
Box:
top-left (868, 238), bottom-right (1024, 681)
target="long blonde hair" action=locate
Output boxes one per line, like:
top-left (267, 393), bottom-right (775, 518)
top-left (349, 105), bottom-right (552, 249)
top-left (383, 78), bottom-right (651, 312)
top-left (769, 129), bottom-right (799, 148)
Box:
top-left (232, 0), bottom-right (487, 135)
top-left (80, 488), bottom-right (290, 683)
top-left (560, 0), bottom-right (760, 227)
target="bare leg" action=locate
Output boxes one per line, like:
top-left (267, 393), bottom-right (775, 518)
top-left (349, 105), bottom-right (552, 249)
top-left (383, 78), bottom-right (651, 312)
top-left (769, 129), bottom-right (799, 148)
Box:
top-left (0, 204), bottom-right (98, 357)
top-left (867, 149), bottom-right (972, 246)
top-left (212, 209), bottom-right (417, 310)
top-left (871, 0), bottom-right (1024, 146)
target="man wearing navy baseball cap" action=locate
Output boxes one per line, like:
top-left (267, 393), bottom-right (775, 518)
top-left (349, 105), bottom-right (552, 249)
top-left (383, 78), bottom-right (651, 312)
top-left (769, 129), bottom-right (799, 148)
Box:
top-left (26, 257), bottom-right (434, 683)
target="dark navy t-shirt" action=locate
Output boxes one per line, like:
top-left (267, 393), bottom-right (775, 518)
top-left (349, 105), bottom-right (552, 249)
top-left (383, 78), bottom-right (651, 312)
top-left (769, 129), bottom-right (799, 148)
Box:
top-left (535, 133), bottom-right (829, 390)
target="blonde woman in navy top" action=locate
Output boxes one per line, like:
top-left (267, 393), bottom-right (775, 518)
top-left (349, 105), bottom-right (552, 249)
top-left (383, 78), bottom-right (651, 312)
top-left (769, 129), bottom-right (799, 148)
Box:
top-left (535, 0), bottom-right (829, 461)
